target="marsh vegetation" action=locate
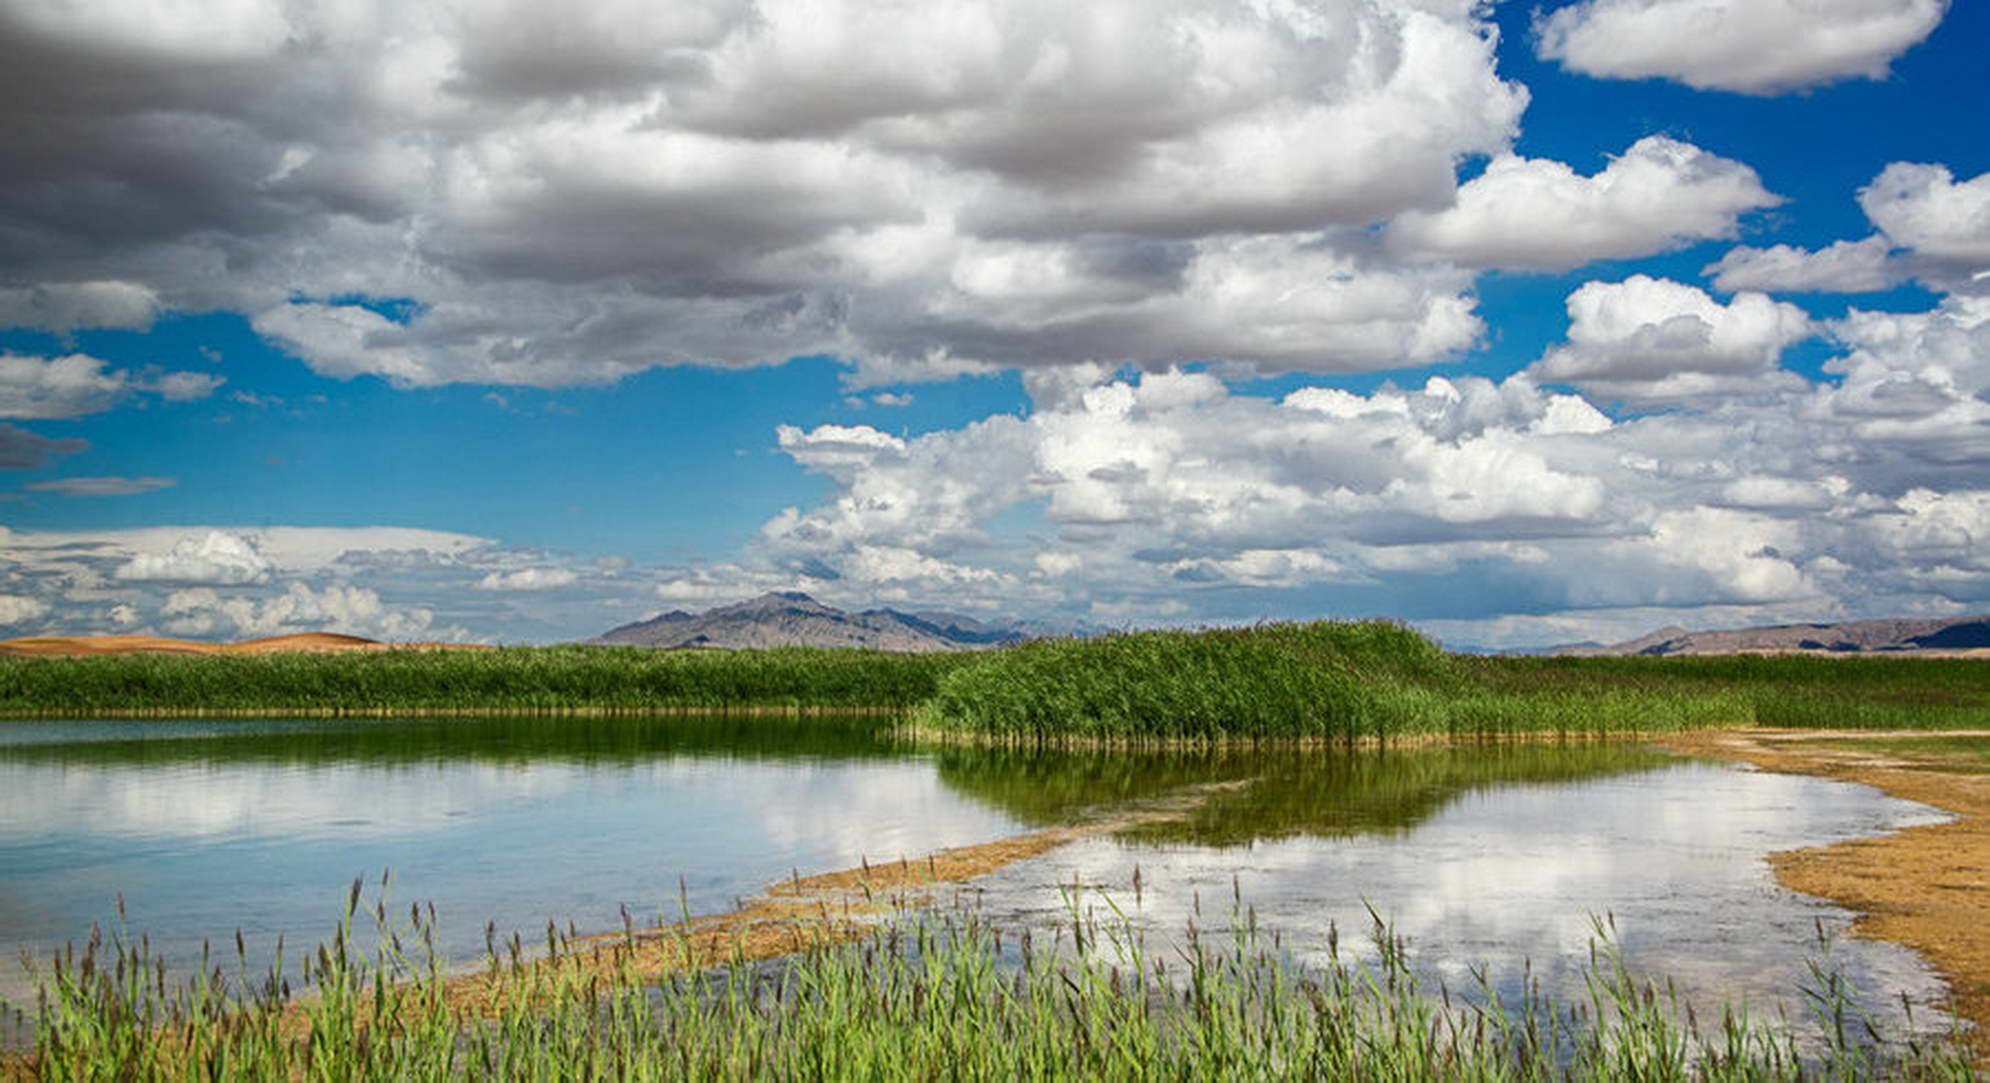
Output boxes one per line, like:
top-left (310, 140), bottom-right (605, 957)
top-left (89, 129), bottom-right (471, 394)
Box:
top-left (5, 621), bottom-right (1985, 734)
top-left (12, 881), bottom-right (1976, 1082)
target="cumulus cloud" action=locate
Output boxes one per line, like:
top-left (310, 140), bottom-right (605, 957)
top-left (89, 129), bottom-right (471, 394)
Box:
top-left (0, 0), bottom-right (1526, 385)
top-left (26, 475), bottom-right (175, 497)
top-left (1536, 0), bottom-right (1949, 95)
top-left (0, 594), bottom-right (50, 626)
top-left (1529, 276), bottom-right (1814, 405)
top-left (475, 567), bottom-right (579, 591)
top-left (0, 422), bottom-right (86, 469)
top-left (1705, 163), bottom-right (1990, 296)
top-left (0, 352), bottom-right (219, 418)
top-left (741, 327), bottom-right (1990, 644)
top-left (1390, 137), bottom-right (1779, 272)
top-left (113, 530), bottom-right (273, 584)
top-left (1704, 236), bottom-right (1902, 295)
top-left (158, 581), bottom-right (451, 641)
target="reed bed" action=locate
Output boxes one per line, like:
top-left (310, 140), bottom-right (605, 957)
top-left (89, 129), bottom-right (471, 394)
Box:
top-left (8, 884), bottom-right (1972, 1081)
top-left (0, 646), bottom-right (974, 718)
top-left (911, 623), bottom-right (1749, 741)
top-left (2, 623), bottom-right (1984, 734)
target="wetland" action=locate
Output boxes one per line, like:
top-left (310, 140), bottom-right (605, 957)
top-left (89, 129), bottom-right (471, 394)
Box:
top-left (3, 624), bottom-right (1987, 1077)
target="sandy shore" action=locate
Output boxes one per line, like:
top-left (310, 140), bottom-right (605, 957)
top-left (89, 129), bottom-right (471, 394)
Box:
top-left (0, 633), bottom-right (492, 658)
top-left (1661, 729), bottom-right (1990, 1059)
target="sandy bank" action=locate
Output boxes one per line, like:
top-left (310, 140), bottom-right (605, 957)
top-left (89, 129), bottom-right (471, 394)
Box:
top-left (0, 633), bottom-right (492, 658)
top-left (1662, 729), bottom-right (1990, 1059)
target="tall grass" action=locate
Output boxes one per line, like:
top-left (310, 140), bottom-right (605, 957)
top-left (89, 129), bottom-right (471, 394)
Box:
top-left (4, 625), bottom-right (1985, 734)
top-left (10, 885), bottom-right (1971, 1081)
top-left (0, 647), bottom-right (974, 718)
top-left (1466, 655), bottom-right (1990, 731)
top-left (912, 623), bottom-right (1748, 742)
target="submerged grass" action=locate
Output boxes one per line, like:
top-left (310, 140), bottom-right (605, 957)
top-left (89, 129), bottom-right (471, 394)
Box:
top-left (7, 884), bottom-right (1972, 1081)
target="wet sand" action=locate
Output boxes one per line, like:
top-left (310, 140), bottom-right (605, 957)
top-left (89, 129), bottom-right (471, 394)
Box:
top-left (1661, 729), bottom-right (1990, 1058)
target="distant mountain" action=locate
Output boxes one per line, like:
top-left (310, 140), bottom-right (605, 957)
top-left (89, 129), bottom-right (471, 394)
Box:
top-left (1553, 615), bottom-right (1990, 657)
top-left (586, 591), bottom-right (1076, 651)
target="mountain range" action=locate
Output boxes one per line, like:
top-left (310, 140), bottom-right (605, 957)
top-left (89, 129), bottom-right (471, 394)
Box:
top-left (586, 592), bottom-right (1092, 651)
top-left (1552, 615), bottom-right (1990, 657)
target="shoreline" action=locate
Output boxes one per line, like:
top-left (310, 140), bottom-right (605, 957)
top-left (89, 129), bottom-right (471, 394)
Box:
top-left (1659, 728), bottom-right (1990, 1060)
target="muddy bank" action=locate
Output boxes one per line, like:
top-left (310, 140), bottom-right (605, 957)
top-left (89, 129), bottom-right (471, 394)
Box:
top-left (1661, 729), bottom-right (1990, 1058)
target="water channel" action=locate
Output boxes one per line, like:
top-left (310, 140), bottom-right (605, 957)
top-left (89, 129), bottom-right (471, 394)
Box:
top-left (0, 716), bottom-right (1957, 1047)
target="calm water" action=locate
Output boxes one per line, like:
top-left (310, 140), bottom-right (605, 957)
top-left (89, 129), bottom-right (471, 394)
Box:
top-left (0, 716), bottom-right (1026, 1013)
top-left (0, 718), bottom-right (1957, 1046)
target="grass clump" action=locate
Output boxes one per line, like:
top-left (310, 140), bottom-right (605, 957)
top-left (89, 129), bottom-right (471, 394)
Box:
top-left (10, 885), bottom-right (1972, 1081)
top-left (912, 622), bottom-right (1744, 742)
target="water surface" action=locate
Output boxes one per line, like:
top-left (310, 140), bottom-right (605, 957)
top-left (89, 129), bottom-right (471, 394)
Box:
top-left (0, 719), bottom-right (1958, 1051)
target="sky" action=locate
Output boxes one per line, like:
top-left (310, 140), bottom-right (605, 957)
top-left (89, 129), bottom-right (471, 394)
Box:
top-left (1, 0), bottom-right (1986, 649)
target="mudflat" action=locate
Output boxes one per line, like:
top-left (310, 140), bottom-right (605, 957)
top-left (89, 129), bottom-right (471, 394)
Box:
top-left (1663, 729), bottom-right (1990, 1058)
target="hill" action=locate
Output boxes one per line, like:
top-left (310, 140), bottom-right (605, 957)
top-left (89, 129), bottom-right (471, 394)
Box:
top-left (1554, 615), bottom-right (1990, 657)
top-left (587, 592), bottom-right (1041, 652)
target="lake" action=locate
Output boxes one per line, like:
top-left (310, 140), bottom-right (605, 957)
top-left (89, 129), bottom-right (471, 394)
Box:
top-left (0, 716), bottom-right (1956, 1048)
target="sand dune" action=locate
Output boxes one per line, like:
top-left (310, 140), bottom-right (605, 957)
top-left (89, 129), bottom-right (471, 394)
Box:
top-left (0, 633), bottom-right (490, 658)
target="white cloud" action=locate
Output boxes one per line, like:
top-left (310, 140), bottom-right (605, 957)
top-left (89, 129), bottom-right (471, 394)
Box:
top-left (1705, 163), bottom-right (1990, 297)
top-left (107, 602), bottom-right (140, 626)
top-left (1390, 137), bottom-right (1779, 272)
top-left (113, 531), bottom-right (272, 584)
top-left (0, 595), bottom-right (50, 626)
top-left (475, 567), bottom-right (579, 592)
top-left (1530, 276), bottom-right (1814, 405)
top-left (160, 580), bottom-right (452, 641)
top-left (1704, 236), bottom-right (1902, 295)
top-left (26, 476), bottom-right (176, 497)
top-left (0, 0), bottom-right (1528, 387)
top-left (0, 352), bottom-right (219, 419)
top-left (1859, 163), bottom-right (1990, 291)
top-left (0, 353), bottom-right (129, 419)
top-left (1536, 0), bottom-right (1949, 95)
top-left (141, 371), bottom-right (225, 402)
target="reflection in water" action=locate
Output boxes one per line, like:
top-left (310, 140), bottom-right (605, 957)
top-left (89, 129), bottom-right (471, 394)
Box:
top-left (959, 757), bottom-right (1953, 1046)
top-left (0, 718), bottom-right (1959, 1053)
top-left (0, 715), bottom-right (1007, 1015)
top-left (933, 741), bottom-right (1677, 842)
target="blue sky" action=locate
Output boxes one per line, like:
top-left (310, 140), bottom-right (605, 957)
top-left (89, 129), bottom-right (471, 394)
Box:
top-left (2, 0), bottom-right (1986, 647)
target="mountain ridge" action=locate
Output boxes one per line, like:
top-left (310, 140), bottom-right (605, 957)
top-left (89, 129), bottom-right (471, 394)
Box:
top-left (585, 592), bottom-right (1083, 651)
top-left (1552, 615), bottom-right (1990, 657)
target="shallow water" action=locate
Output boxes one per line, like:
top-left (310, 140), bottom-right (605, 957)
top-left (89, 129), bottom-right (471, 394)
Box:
top-left (959, 752), bottom-right (1953, 1045)
top-left (0, 716), bottom-right (1024, 1016)
top-left (0, 718), bottom-right (1959, 1050)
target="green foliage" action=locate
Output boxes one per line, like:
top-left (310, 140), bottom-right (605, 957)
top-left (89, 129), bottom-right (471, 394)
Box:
top-left (14, 886), bottom-right (1972, 1081)
top-left (913, 622), bottom-right (1747, 740)
top-left (2, 627), bottom-right (1984, 736)
top-left (0, 646), bottom-right (974, 716)
top-left (1466, 655), bottom-right (1990, 731)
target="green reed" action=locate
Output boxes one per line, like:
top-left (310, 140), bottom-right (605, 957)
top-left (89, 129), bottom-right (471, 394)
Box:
top-left (911, 622), bottom-right (1749, 741)
top-left (8, 884), bottom-right (1973, 1081)
top-left (0, 646), bottom-right (975, 717)
top-left (4, 624), bottom-right (1985, 734)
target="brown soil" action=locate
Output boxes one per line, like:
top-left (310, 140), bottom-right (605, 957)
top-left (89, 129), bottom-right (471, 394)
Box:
top-left (0, 633), bottom-right (492, 657)
top-left (1660, 729), bottom-right (1990, 1058)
